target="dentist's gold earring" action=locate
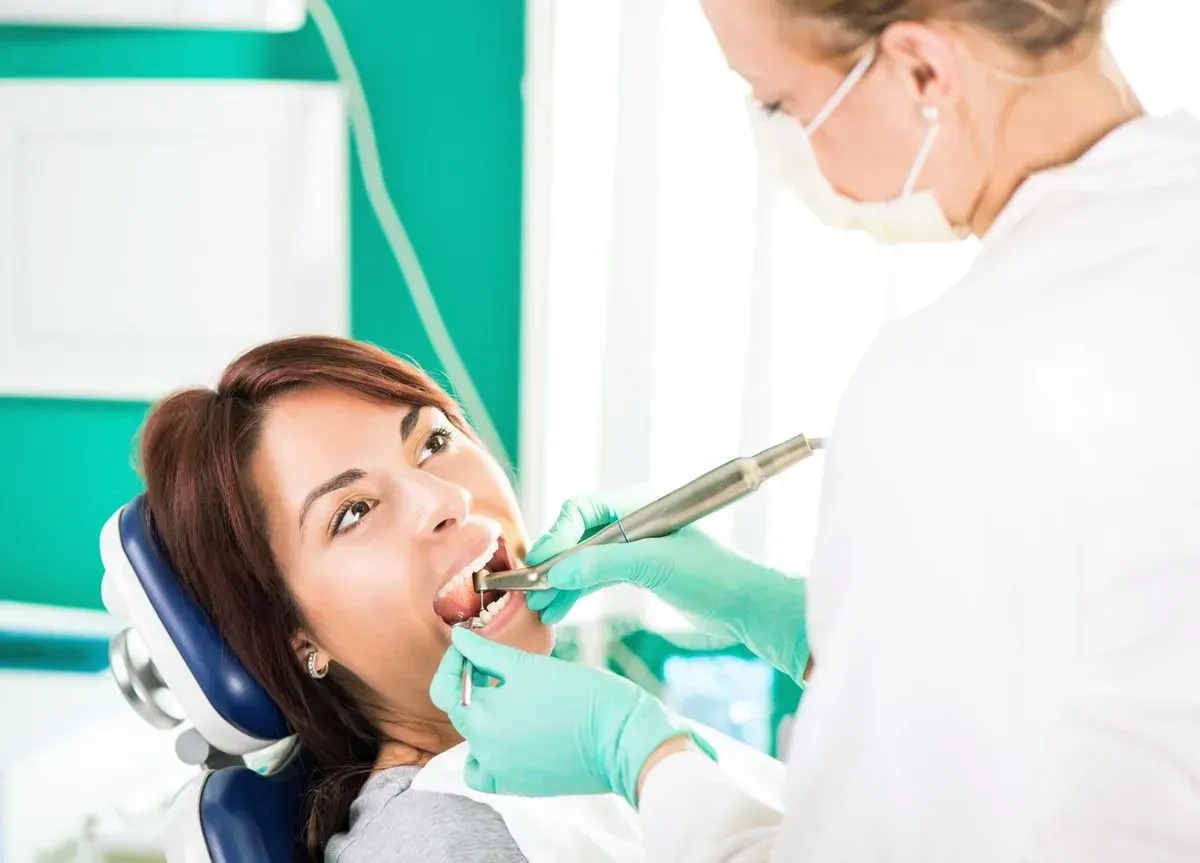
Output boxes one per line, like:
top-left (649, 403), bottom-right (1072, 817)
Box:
top-left (307, 650), bottom-right (329, 680)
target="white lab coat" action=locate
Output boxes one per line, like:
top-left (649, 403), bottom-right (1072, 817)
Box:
top-left (638, 110), bottom-right (1200, 862)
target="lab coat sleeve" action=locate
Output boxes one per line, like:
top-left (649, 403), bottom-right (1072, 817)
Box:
top-left (638, 752), bottom-right (783, 863)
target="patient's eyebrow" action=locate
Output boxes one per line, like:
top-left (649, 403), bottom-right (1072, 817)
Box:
top-left (299, 468), bottom-right (367, 532)
top-left (400, 404), bottom-right (423, 441)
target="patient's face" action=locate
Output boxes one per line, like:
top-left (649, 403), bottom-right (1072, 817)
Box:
top-left (249, 387), bottom-right (552, 732)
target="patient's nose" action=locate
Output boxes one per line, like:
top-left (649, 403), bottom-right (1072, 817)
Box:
top-left (405, 470), bottom-right (470, 537)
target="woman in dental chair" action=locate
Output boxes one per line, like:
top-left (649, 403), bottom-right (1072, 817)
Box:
top-left (138, 335), bottom-right (552, 862)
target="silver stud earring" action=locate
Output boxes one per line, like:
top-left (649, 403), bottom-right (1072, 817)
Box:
top-left (307, 650), bottom-right (328, 680)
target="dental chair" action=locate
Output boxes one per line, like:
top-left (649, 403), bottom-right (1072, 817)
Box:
top-left (100, 494), bottom-right (311, 862)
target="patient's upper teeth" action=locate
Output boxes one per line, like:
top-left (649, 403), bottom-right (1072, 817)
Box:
top-left (467, 542), bottom-right (497, 576)
top-left (434, 570), bottom-right (469, 600)
top-left (436, 540), bottom-right (500, 601)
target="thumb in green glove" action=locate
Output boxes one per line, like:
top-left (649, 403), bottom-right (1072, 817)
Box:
top-left (525, 490), bottom-right (653, 624)
top-left (430, 627), bottom-right (714, 806)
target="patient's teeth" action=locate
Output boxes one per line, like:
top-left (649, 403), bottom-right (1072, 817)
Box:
top-left (434, 571), bottom-right (469, 600)
top-left (436, 539), bottom-right (501, 599)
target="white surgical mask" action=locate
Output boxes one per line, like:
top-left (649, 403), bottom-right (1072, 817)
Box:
top-left (747, 49), bottom-right (965, 244)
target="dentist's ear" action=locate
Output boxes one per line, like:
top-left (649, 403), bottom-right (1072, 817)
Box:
top-left (880, 22), bottom-right (961, 108)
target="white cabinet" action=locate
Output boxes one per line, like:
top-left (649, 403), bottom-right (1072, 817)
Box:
top-left (0, 0), bottom-right (305, 31)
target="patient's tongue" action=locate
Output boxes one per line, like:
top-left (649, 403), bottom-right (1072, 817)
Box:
top-left (434, 579), bottom-right (482, 624)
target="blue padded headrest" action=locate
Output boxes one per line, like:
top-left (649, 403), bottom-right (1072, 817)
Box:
top-left (120, 494), bottom-right (289, 742)
top-left (200, 760), bottom-right (310, 863)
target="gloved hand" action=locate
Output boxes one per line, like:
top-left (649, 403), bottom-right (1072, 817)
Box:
top-left (526, 491), bottom-right (810, 683)
top-left (430, 627), bottom-right (714, 805)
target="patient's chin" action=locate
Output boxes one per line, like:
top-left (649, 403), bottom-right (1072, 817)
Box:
top-left (492, 604), bottom-right (554, 656)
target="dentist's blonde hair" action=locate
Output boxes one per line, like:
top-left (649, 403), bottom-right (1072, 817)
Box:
top-left (781, 0), bottom-right (1112, 59)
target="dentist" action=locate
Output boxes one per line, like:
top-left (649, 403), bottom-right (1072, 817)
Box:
top-left (432, 0), bottom-right (1200, 859)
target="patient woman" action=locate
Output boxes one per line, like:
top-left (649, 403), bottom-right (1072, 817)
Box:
top-left (139, 335), bottom-right (549, 862)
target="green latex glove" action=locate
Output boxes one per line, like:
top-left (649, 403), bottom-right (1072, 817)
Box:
top-left (526, 492), bottom-right (810, 683)
top-left (430, 627), bottom-right (715, 806)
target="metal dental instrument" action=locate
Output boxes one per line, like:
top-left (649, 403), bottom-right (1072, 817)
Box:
top-left (474, 433), bottom-right (823, 594)
top-left (455, 619), bottom-right (485, 708)
top-left (460, 654), bottom-right (473, 708)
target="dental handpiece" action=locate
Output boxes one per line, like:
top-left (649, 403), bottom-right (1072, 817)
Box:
top-left (474, 433), bottom-right (823, 594)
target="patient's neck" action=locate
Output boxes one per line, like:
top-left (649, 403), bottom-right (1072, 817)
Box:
top-left (373, 718), bottom-right (461, 772)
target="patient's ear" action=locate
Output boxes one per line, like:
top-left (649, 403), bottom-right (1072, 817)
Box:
top-left (291, 630), bottom-right (326, 674)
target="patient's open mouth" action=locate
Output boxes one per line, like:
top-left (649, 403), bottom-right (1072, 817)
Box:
top-left (432, 538), bottom-right (515, 628)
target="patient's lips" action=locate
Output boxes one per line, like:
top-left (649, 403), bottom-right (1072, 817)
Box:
top-left (433, 539), bottom-right (513, 625)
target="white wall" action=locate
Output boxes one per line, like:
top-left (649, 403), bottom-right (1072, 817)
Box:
top-left (0, 80), bottom-right (348, 402)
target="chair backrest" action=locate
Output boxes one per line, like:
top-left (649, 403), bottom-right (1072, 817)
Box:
top-left (101, 494), bottom-right (307, 863)
top-left (167, 751), bottom-right (311, 863)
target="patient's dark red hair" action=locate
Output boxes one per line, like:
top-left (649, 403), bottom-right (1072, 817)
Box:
top-left (138, 336), bottom-right (472, 860)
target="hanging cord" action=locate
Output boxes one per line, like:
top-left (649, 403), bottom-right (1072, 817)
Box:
top-left (307, 0), bottom-right (513, 470)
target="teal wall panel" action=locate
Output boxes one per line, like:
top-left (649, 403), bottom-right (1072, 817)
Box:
top-left (0, 2), bottom-right (525, 610)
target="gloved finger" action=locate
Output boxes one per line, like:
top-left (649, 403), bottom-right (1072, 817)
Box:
top-left (545, 541), bottom-right (662, 591)
top-left (464, 757), bottom-right (501, 795)
top-left (527, 487), bottom-right (658, 565)
top-left (524, 587), bottom-right (560, 613)
top-left (428, 645), bottom-right (467, 716)
top-left (527, 498), bottom-right (611, 565)
top-left (450, 627), bottom-right (530, 682)
top-left (535, 589), bottom-right (584, 626)
top-left (526, 584), bottom-right (592, 615)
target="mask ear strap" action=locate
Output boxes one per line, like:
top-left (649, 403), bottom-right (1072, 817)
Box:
top-left (806, 47), bottom-right (878, 135)
top-left (902, 104), bottom-right (941, 197)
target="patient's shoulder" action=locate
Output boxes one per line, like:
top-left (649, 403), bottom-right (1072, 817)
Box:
top-left (324, 765), bottom-right (528, 863)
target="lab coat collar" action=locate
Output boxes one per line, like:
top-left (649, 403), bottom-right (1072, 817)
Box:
top-left (982, 110), bottom-right (1200, 248)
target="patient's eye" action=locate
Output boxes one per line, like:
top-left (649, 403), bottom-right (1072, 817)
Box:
top-left (418, 425), bottom-right (454, 464)
top-left (332, 498), bottom-right (375, 537)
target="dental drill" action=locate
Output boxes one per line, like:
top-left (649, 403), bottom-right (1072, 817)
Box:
top-left (474, 433), bottom-right (824, 595)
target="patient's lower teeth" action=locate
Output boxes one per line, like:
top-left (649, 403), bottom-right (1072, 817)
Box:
top-left (456, 591), bottom-right (509, 630)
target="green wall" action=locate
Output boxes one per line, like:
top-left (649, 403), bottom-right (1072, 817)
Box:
top-left (0, 3), bottom-right (525, 610)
